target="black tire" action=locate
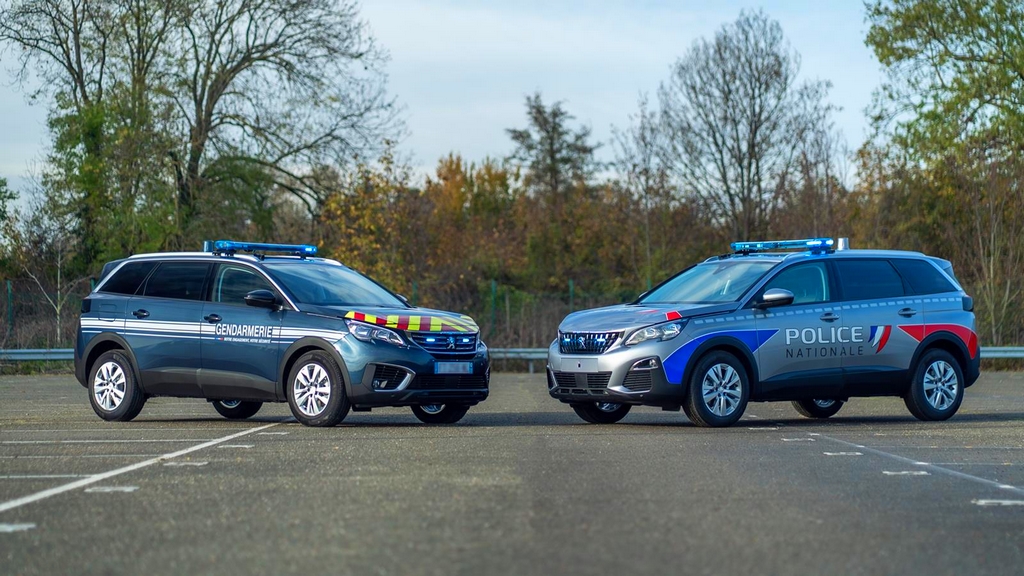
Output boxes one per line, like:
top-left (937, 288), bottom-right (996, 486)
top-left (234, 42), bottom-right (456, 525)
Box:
top-left (683, 350), bottom-right (749, 428)
top-left (212, 400), bottom-right (263, 420)
top-left (792, 399), bottom-right (844, 419)
top-left (88, 350), bottom-right (146, 422)
top-left (904, 349), bottom-right (964, 421)
top-left (286, 351), bottom-right (350, 427)
top-left (411, 404), bottom-right (470, 424)
top-left (571, 402), bottom-right (631, 424)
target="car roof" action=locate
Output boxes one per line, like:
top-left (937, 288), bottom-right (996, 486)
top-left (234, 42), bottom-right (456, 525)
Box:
top-left (123, 252), bottom-right (345, 267)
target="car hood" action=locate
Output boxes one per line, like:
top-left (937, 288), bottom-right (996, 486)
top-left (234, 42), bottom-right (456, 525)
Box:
top-left (558, 302), bottom-right (740, 334)
top-left (302, 304), bottom-right (480, 333)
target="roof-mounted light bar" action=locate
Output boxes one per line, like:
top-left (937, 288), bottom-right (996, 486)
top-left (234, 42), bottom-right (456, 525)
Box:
top-left (212, 240), bottom-right (318, 257)
top-left (730, 238), bottom-right (834, 254)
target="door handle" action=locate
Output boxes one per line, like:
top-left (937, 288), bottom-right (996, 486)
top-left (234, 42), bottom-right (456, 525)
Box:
top-left (204, 314), bottom-right (222, 324)
top-left (898, 308), bottom-right (918, 318)
top-left (132, 309), bottom-right (150, 319)
top-left (819, 312), bottom-right (840, 322)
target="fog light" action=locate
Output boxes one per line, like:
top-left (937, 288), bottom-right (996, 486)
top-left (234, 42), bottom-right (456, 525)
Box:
top-left (630, 357), bottom-right (659, 371)
top-left (372, 378), bottom-right (387, 390)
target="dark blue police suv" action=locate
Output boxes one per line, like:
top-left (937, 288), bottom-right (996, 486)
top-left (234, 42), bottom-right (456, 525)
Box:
top-left (75, 242), bottom-right (490, 426)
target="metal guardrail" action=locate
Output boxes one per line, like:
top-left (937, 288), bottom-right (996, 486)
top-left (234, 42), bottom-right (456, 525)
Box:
top-left (2, 347), bottom-right (1023, 363)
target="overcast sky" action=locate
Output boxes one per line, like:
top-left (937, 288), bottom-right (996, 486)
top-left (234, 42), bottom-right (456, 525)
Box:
top-left (0, 0), bottom-right (882, 197)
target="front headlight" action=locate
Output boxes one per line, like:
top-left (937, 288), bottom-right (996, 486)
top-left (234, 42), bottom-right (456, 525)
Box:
top-left (624, 321), bottom-right (685, 346)
top-left (345, 319), bottom-right (405, 346)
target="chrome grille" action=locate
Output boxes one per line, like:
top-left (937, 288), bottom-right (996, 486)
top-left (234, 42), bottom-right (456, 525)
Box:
top-left (558, 331), bottom-right (620, 355)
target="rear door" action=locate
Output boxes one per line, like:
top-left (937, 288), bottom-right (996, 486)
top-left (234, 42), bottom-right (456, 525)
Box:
top-left (124, 261), bottom-right (212, 397)
top-left (752, 261), bottom-right (844, 400)
top-left (198, 263), bottom-right (283, 401)
top-left (833, 258), bottom-right (922, 395)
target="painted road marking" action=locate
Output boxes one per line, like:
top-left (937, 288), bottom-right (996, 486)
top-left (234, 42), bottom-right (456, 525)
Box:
top-left (85, 486), bottom-right (138, 493)
top-left (815, 433), bottom-right (1024, 497)
top-left (824, 452), bottom-right (863, 456)
top-left (882, 471), bottom-right (930, 476)
top-left (748, 427), bottom-right (779, 431)
top-left (257, 432), bottom-right (289, 436)
top-left (2, 439), bottom-right (217, 445)
top-left (782, 438), bottom-right (815, 442)
top-left (0, 455), bottom-right (165, 459)
top-left (218, 444), bottom-right (254, 449)
top-left (0, 475), bottom-right (92, 480)
top-left (0, 421), bottom-right (283, 514)
top-left (163, 461), bottom-right (208, 467)
top-left (972, 500), bottom-right (1024, 507)
top-left (0, 523), bottom-right (35, 533)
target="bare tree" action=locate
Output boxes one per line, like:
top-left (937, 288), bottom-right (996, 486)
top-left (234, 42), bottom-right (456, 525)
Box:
top-left (658, 10), bottom-right (828, 239)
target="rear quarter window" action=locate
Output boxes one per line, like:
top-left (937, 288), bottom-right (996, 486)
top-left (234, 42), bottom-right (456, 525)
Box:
top-left (98, 261), bottom-right (157, 295)
top-left (891, 259), bottom-right (958, 295)
top-left (834, 259), bottom-right (905, 301)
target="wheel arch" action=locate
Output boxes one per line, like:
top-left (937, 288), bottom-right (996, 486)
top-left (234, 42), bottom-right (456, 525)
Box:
top-left (81, 333), bottom-right (140, 389)
top-left (679, 336), bottom-right (760, 396)
top-left (277, 337), bottom-right (352, 401)
top-left (910, 332), bottom-right (970, 385)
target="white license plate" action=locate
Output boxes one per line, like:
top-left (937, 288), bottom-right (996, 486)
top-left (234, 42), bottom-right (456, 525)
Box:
top-left (564, 358), bottom-right (599, 373)
top-left (435, 362), bottom-right (474, 375)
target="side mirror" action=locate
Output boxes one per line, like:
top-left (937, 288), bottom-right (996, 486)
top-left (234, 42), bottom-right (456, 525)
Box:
top-left (244, 289), bottom-right (279, 309)
top-left (754, 288), bottom-right (794, 310)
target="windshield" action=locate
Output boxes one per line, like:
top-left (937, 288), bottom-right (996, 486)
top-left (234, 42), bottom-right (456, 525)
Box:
top-left (263, 262), bottom-right (406, 308)
top-left (640, 260), bottom-right (778, 304)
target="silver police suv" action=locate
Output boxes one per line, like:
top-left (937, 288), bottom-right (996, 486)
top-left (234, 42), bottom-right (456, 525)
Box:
top-left (547, 238), bottom-right (979, 427)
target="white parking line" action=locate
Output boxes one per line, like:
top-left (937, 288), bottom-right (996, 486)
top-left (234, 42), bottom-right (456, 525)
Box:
top-left (0, 475), bottom-right (93, 480)
top-left (882, 471), bottom-right (930, 476)
top-left (163, 461), bottom-right (208, 467)
top-left (815, 433), bottom-right (1024, 497)
top-left (0, 422), bottom-right (281, 514)
top-left (218, 444), bottom-right (253, 449)
top-left (824, 452), bottom-right (863, 456)
top-left (257, 432), bottom-right (289, 436)
top-left (0, 523), bottom-right (35, 533)
top-left (782, 438), bottom-right (815, 442)
top-left (2, 439), bottom-right (216, 445)
top-left (972, 500), bottom-right (1024, 507)
top-left (84, 486), bottom-right (138, 493)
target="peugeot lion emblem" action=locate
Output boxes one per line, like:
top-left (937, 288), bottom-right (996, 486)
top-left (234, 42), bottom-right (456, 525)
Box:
top-left (446, 336), bottom-right (457, 350)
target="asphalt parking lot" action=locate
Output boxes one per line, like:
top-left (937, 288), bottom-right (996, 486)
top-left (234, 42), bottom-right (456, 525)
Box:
top-left (1, 372), bottom-right (1023, 576)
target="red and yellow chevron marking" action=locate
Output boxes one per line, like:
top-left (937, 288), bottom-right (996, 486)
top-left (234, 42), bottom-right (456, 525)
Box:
top-left (344, 311), bottom-right (479, 333)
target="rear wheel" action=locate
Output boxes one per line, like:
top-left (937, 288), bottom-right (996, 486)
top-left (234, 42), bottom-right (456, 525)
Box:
top-left (683, 351), bottom-right (749, 427)
top-left (792, 398), bottom-right (844, 419)
top-left (904, 349), bottom-right (964, 421)
top-left (286, 351), bottom-right (350, 427)
top-left (212, 400), bottom-right (263, 420)
top-left (411, 404), bottom-right (470, 424)
top-left (88, 350), bottom-right (146, 422)
top-left (571, 402), bottom-right (631, 424)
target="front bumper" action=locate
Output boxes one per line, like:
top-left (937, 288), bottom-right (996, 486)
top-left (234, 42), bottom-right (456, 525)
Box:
top-left (546, 341), bottom-right (685, 407)
top-left (338, 338), bottom-right (490, 408)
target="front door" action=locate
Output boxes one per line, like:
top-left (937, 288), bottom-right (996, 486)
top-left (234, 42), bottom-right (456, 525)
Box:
top-left (199, 263), bottom-right (284, 401)
top-left (124, 261), bottom-right (212, 397)
top-left (753, 261), bottom-right (844, 400)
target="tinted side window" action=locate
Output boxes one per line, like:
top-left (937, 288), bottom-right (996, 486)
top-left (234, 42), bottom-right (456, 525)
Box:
top-left (213, 265), bottom-right (274, 305)
top-left (142, 262), bottom-right (211, 301)
top-left (835, 259), bottom-right (905, 301)
top-left (891, 259), bottom-right (957, 295)
top-left (760, 262), bottom-right (830, 305)
top-left (100, 261), bottom-right (157, 295)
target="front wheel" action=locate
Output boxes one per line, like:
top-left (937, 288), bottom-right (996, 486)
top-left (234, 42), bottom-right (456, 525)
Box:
top-left (792, 398), bottom-right (844, 419)
top-left (571, 402), bottom-right (631, 424)
top-left (683, 351), bottom-right (749, 427)
top-left (904, 349), bottom-right (964, 421)
top-left (212, 400), bottom-right (263, 420)
top-left (411, 404), bottom-right (470, 424)
top-left (286, 351), bottom-right (350, 427)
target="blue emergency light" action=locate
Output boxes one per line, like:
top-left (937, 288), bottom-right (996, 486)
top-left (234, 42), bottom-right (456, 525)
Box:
top-left (212, 240), bottom-right (318, 256)
top-left (730, 238), bottom-right (834, 254)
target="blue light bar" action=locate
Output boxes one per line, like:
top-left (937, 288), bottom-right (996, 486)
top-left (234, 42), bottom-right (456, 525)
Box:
top-left (730, 238), bottom-right (834, 253)
top-left (213, 240), bottom-right (318, 256)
